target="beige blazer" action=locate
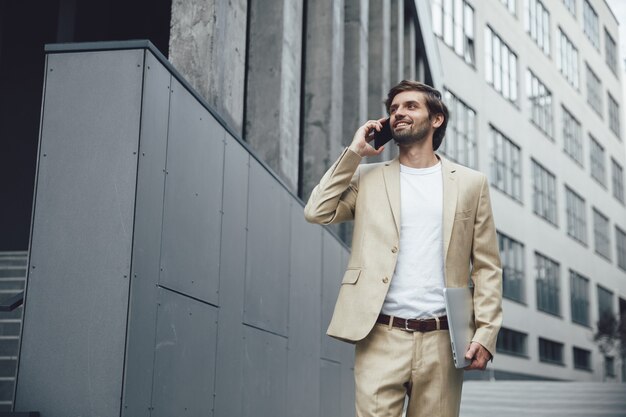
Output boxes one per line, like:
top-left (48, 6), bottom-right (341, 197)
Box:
top-left (304, 148), bottom-right (503, 356)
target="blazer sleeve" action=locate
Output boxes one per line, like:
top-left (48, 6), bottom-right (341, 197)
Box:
top-left (470, 175), bottom-right (503, 358)
top-left (304, 148), bottom-right (362, 225)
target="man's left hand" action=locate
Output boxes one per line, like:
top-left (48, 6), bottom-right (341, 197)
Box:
top-left (463, 342), bottom-right (492, 371)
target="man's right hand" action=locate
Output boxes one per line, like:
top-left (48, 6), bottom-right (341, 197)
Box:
top-left (348, 118), bottom-right (388, 158)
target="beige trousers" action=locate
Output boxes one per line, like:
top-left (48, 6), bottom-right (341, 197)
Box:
top-left (354, 323), bottom-right (464, 417)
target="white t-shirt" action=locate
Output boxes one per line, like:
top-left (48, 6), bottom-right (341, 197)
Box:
top-left (381, 161), bottom-right (446, 319)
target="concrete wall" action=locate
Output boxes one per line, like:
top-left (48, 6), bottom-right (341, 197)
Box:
top-left (15, 43), bottom-right (355, 417)
top-left (167, 0), bottom-right (437, 203)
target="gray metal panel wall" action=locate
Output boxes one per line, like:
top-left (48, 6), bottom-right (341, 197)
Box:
top-left (15, 49), bottom-right (145, 415)
top-left (16, 43), bottom-right (356, 417)
top-left (151, 288), bottom-right (218, 417)
top-left (159, 77), bottom-right (224, 306)
top-left (121, 51), bottom-right (171, 417)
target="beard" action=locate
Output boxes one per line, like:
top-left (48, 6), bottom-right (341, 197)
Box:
top-left (392, 119), bottom-right (431, 145)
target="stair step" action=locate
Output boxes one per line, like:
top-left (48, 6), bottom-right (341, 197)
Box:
top-left (0, 280), bottom-right (25, 291)
top-left (0, 268), bottom-right (26, 279)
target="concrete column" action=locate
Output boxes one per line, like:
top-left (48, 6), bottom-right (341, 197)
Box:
top-left (389, 0), bottom-right (404, 84)
top-left (404, 13), bottom-right (417, 80)
top-left (169, 0), bottom-right (247, 134)
top-left (301, 0), bottom-right (345, 200)
top-left (244, 0), bottom-right (304, 191)
top-left (367, 0), bottom-right (391, 162)
top-left (342, 0), bottom-right (369, 146)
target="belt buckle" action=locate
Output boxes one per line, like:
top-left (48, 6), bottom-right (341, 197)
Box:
top-left (404, 318), bottom-right (412, 332)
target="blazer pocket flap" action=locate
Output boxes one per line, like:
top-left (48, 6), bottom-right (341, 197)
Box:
top-left (341, 268), bottom-right (362, 284)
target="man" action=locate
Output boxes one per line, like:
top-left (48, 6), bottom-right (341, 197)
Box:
top-left (304, 80), bottom-right (502, 417)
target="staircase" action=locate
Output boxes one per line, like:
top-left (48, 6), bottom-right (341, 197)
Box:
top-left (0, 252), bottom-right (28, 412)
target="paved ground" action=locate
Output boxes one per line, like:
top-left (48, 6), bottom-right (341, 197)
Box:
top-left (460, 381), bottom-right (626, 417)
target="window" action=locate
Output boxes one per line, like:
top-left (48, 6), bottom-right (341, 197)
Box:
top-left (497, 327), bottom-right (527, 356)
top-left (498, 232), bottom-right (525, 302)
top-left (432, 0), bottom-right (475, 65)
top-left (536, 252), bottom-right (560, 316)
top-left (565, 186), bottom-right (586, 244)
top-left (563, 106), bottom-right (583, 165)
top-left (605, 356), bottom-right (616, 377)
top-left (590, 136), bottom-right (606, 186)
top-left (608, 93), bottom-right (621, 139)
top-left (563, 0), bottom-right (576, 16)
top-left (556, 28), bottom-right (579, 89)
top-left (616, 226), bottom-right (626, 271)
top-left (485, 26), bottom-right (518, 104)
top-left (573, 347), bottom-right (592, 371)
top-left (593, 208), bottom-right (611, 260)
top-left (532, 160), bottom-right (557, 225)
top-left (570, 270), bottom-right (590, 326)
top-left (500, 0), bottom-right (516, 15)
top-left (586, 64), bottom-right (602, 117)
top-left (490, 126), bottom-right (522, 201)
top-left (440, 89), bottom-right (477, 169)
top-left (605, 29), bottom-right (618, 75)
top-left (539, 337), bottom-right (564, 365)
top-left (524, 0), bottom-right (550, 56)
top-left (597, 285), bottom-right (614, 318)
top-left (527, 70), bottom-right (553, 137)
top-left (611, 158), bottom-right (624, 203)
top-left (583, 0), bottom-right (599, 49)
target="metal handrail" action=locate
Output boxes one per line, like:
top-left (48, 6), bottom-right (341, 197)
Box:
top-left (0, 292), bottom-right (24, 312)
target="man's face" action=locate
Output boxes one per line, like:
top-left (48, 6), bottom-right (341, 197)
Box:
top-left (389, 90), bottom-right (435, 146)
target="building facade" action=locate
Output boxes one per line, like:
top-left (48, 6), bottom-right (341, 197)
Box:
top-left (432, 0), bottom-right (626, 382)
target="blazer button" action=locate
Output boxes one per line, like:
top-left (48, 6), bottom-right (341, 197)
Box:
top-left (391, 246), bottom-right (398, 253)
top-left (382, 277), bottom-right (389, 284)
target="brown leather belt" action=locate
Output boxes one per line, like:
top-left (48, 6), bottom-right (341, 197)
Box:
top-left (376, 313), bottom-right (448, 332)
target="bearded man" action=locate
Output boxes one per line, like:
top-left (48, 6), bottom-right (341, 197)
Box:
top-left (304, 80), bottom-right (502, 417)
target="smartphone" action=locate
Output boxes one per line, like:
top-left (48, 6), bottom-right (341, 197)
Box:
top-left (373, 118), bottom-right (393, 150)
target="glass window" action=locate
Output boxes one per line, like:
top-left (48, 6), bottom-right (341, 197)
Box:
top-left (608, 93), bottom-right (621, 140)
top-left (440, 89), bottom-right (477, 169)
top-left (432, 0), bottom-right (475, 66)
top-left (590, 135), bottom-right (606, 186)
top-left (498, 232), bottom-right (525, 302)
top-left (532, 159), bottom-right (557, 225)
top-left (557, 28), bottom-right (579, 89)
top-left (605, 29), bottom-right (618, 75)
top-left (536, 252), bottom-right (560, 316)
top-left (570, 270), bottom-right (590, 326)
top-left (490, 126), bottom-right (522, 201)
top-left (527, 70), bottom-right (553, 137)
top-left (573, 347), bottom-right (592, 371)
top-left (605, 356), bottom-right (616, 377)
top-left (485, 27), bottom-right (518, 104)
top-left (583, 0), bottom-right (600, 49)
top-left (565, 186), bottom-right (586, 245)
top-left (563, 106), bottom-right (583, 165)
top-left (615, 226), bottom-right (626, 271)
top-left (563, 0), bottom-right (576, 16)
top-left (497, 327), bottom-right (527, 356)
top-left (586, 64), bottom-right (602, 117)
top-left (592, 208), bottom-right (611, 260)
top-left (597, 285), bottom-right (614, 318)
top-left (611, 158), bottom-right (624, 203)
top-left (524, 0), bottom-right (550, 56)
top-left (539, 337), bottom-right (564, 365)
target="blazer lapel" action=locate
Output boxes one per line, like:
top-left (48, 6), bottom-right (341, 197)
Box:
top-left (440, 155), bottom-right (458, 263)
top-left (382, 157), bottom-right (401, 236)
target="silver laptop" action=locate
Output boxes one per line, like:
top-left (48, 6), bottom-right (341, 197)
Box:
top-left (443, 287), bottom-right (474, 369)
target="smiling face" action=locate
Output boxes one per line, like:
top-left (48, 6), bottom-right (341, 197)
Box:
top-left (389, 90), bottom-right (437, 147)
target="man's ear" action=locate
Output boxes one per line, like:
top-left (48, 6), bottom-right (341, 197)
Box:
top-left (432, 113), bottom-right (444, 129)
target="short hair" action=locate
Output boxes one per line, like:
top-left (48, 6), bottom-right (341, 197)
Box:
top-left (384, 80), bottom-right (449, 151)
